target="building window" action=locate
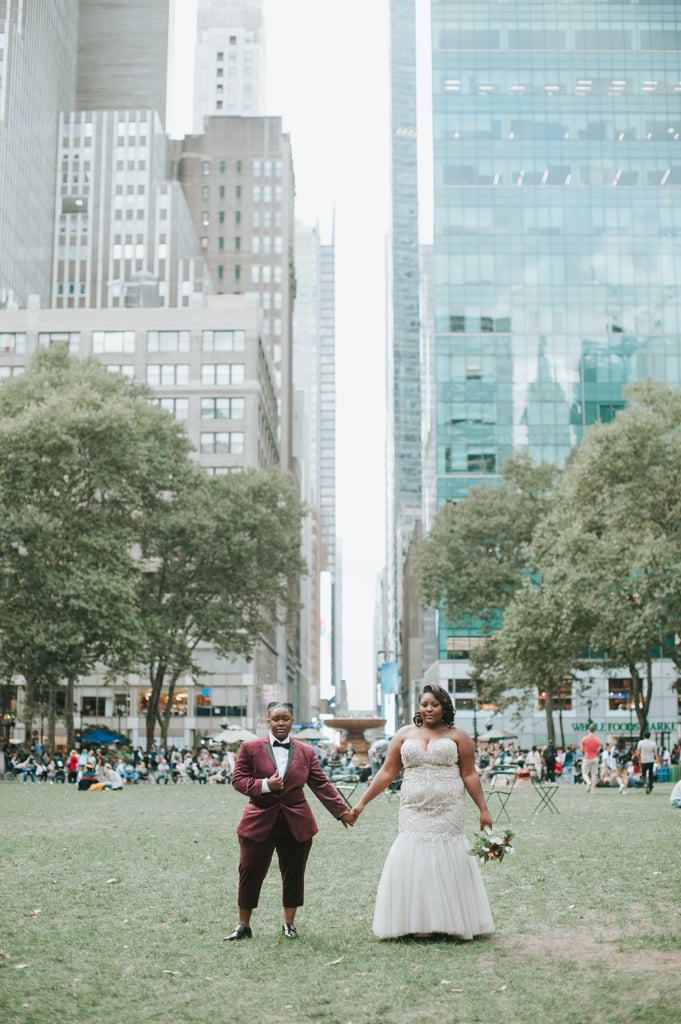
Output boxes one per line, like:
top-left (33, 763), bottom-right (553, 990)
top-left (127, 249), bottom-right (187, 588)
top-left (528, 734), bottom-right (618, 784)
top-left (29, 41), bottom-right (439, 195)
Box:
top-left (0, 333), bottom-right (26, 353)
top-left (201, 330), bottom-right (245, 352)
top-left (146, 364), bottom-right (190, 386)
top-left (201, 397), bottom-right (244, 419)
top-left (151, 397), bottom-right (189, 420)
top-left (147, 330), bottom-right (190, 352)
top-left (537, 679), bottom-right (573, 711)
top-left (201, 363), bottom-right (245, 386)
top-left (92, 330), bottom-right (135, 353)
top-left (608, 677), bottom-right (634, 712)
top-left (200, 431), bottom-right (245, 454)
top-left (105, 364), bottom-right (134, 378)
top-left (38, 332), bottom-right (80, 354)
top-left (62, 196), bottom-right (88, 214)
top-left (202, 160), bottom-right (210, 175)
top-left (467, 453), bottom-right (496, 473)
top-left (82, 696), bottom-right (106, 716)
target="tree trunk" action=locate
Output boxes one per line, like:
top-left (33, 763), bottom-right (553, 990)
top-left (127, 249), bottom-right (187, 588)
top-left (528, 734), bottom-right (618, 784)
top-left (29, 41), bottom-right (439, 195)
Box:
top-left (65, 677), bottom-right (75, 752)
top-left (22, 677), bottom-right (35, 750)
top-left (160, 670), bottom-right (181, 749)
top-left (629, 660), bottom-right (648, 739)
top-left (543, 687), bottom-right (556, 745)
top-left (145, 662), bottom-right (166, 751)
top-left (47, 681), bottom-right (57, 752)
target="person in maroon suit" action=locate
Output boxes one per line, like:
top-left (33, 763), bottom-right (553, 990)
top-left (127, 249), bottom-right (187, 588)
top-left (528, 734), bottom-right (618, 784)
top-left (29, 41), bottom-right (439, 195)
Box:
top-left (225, 701), bottom-right (355, 941)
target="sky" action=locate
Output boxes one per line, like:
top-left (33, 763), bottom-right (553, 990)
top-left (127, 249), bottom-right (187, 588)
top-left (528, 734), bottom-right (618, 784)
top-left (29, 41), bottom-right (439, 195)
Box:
top-left (168, 0), bottom-right (393, 710)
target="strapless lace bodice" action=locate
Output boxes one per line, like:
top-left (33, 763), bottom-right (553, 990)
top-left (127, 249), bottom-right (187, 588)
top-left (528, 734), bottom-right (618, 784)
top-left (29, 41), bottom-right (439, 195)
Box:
top-left (401, 737), bottom-right (460, 769)
top-left (398, 738), bottom-right (465, 841)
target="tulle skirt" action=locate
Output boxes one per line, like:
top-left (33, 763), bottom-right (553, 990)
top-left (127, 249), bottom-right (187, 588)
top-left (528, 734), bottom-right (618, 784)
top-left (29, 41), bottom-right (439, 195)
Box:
top-left (372, 832), bottom-right (495, 940)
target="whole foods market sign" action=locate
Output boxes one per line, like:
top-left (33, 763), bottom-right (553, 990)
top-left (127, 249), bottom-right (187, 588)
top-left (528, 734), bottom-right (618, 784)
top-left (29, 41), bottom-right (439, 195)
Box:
top-left (573, 721), bottom-right (679, 732)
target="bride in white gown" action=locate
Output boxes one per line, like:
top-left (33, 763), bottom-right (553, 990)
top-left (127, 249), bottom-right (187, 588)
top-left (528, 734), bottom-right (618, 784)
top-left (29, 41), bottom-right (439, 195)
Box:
top-left (352, 684), bottom-right (495, 940)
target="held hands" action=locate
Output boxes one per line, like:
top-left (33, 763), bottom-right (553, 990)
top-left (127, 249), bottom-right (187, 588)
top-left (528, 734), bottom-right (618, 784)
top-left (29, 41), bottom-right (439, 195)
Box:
top-left (339, 804), bottom-right (365, 827)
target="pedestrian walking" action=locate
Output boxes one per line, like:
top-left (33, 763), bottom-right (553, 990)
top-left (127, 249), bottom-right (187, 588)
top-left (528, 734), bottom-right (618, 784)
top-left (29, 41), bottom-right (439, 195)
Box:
top-left (580, 724), bottom-right (602, 793)
top-left (636, 731), bottom-right (659, 794)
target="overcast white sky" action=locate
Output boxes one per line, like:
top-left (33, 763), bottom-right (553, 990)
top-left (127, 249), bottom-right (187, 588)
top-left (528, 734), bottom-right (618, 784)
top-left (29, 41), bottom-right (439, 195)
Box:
top-left (168, 0), bottom-right (392, 709)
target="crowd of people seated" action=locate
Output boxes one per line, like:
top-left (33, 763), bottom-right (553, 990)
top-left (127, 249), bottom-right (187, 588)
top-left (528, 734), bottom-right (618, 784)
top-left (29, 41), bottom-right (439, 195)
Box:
top-left (477, 738), bottom-right (678, 790)
top-left (2, 740), bottom-right (237, 788)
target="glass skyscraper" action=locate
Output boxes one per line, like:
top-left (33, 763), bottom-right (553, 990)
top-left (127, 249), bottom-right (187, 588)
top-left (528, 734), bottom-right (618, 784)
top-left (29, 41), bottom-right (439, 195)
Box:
top-left (431, 0), bottom-right (681, 511)
top-left (386, 0), bottom-right (422, 662)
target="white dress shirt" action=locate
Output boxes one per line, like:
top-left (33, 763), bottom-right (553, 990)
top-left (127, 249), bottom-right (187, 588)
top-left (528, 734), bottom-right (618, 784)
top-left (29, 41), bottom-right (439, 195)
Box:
top-left (261, 732), bottom-right (291, 793)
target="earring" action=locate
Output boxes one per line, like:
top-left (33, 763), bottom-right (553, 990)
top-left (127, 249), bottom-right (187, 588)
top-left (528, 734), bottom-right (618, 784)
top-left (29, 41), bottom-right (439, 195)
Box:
top-left (413, 712), bottom-right (424, 727)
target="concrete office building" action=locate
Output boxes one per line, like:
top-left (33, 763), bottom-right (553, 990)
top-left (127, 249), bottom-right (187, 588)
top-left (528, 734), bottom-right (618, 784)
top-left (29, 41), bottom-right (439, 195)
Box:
top-left (193, 0), bottom-right (265, 129)
top-left (0, 293), bottom-right (284, 744)
top-left (0, 1), bottom-right (78, 307)
top-left (53, 109), bottom-right (211, 309)
top-left (173, 115), bottom-right (296, 470)
top-left (76, 0), bottom-right (171, 127)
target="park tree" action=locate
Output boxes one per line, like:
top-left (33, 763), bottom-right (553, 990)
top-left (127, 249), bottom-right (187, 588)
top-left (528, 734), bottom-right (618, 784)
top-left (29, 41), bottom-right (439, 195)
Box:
top-left (134, 468), bottom-right (306, 750)
top-left (418, 455), bottom-right (559, 717)
top-left (418, 454), bottom-right (558, 633)
top-left (533, 378), bottom-right (681, 738)
top-left (469, 580), bottom-right (588, 745)
top-left (0, 347), bottom-right (194, 750)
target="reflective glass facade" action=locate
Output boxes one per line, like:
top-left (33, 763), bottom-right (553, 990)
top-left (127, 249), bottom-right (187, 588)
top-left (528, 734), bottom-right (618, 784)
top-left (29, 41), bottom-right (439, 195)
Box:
top-left (387, 0), bottom-right (422, 654)
top-left (431, 0), bottom-right (681, 505)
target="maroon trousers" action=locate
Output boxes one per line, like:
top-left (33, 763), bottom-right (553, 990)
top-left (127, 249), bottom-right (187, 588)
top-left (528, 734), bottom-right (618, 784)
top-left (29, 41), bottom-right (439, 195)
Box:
top-left (238, 812), bottom-right (313, 909)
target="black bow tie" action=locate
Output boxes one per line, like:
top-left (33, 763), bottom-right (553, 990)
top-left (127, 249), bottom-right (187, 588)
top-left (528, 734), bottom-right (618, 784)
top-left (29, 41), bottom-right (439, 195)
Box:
top-left (273, 740), bottom-right (290, 749)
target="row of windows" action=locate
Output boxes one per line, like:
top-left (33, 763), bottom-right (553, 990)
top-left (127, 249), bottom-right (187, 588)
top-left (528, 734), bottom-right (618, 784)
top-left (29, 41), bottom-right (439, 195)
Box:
top-left (200, 431), bottom-right (244, 454)
top-left (149, 398), bottom-right (245, 421)
top-left (200, 159), bottom-right (282, 177)
top-left (0, 331), bottom-right (248, 355)
top-left (443, 118), bottom-right (680, 141)
top-left (441, 164), bottom-right (681, 187)
top-left (146, 363), bottom-right (245, 386)
top-left (440, 74), bottom-right (681, 97)
top-left (436, 27), bottom-right (681, 53)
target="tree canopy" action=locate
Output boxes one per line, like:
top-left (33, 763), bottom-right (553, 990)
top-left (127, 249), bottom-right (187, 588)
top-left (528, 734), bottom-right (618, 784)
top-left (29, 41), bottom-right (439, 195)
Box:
top-left (136, 467), bottom-right (306, 748)
top-left (418, 379), bottom-right (681, 741)
top-left (0, 347), bottom-right (306, 750)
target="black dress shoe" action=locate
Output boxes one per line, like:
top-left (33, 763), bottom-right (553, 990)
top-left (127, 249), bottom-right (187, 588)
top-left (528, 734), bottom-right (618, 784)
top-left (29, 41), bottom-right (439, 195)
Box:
top-left (282, 923), bottom-right (298, 940)
top-left (224, 924), bottom-right (252, 941)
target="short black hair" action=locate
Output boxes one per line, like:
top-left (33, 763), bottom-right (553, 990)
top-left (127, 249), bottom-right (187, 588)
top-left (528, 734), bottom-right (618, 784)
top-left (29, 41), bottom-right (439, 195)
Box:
top-left (267, 701), bottom-right (293, 714)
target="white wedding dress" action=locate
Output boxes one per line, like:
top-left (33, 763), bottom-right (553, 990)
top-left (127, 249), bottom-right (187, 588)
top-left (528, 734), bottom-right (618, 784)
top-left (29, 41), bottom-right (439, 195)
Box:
top-left (372, 737), bottom-right (495, 940)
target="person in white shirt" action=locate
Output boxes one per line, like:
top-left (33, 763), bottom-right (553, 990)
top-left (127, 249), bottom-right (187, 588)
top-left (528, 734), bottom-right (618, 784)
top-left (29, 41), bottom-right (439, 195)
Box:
top-left (636, 731), bottom-right (659, 794)
top-left (670, 779), bottom-right (681, 808)
top-left (101, 764), bottom-right (124, 790)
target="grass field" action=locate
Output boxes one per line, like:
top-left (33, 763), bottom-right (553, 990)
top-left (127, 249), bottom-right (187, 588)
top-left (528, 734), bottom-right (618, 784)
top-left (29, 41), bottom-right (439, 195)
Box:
top-left (1, 777), bottom-right (679, 1024)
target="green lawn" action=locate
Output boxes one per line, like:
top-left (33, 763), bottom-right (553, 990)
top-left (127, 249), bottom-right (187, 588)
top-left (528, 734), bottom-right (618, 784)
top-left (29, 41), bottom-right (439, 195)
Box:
top-left (1, 779), bottom-right (679, 1024)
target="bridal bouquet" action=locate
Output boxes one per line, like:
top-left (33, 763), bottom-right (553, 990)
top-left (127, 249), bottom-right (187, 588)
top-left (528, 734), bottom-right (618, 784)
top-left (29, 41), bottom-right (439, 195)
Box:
top-left (469, 828), bottom-right (515, 864)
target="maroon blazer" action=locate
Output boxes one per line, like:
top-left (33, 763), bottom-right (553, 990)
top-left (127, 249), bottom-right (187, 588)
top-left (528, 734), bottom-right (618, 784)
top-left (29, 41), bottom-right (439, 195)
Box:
top-left (232, 738), bottom-right (349, 843)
